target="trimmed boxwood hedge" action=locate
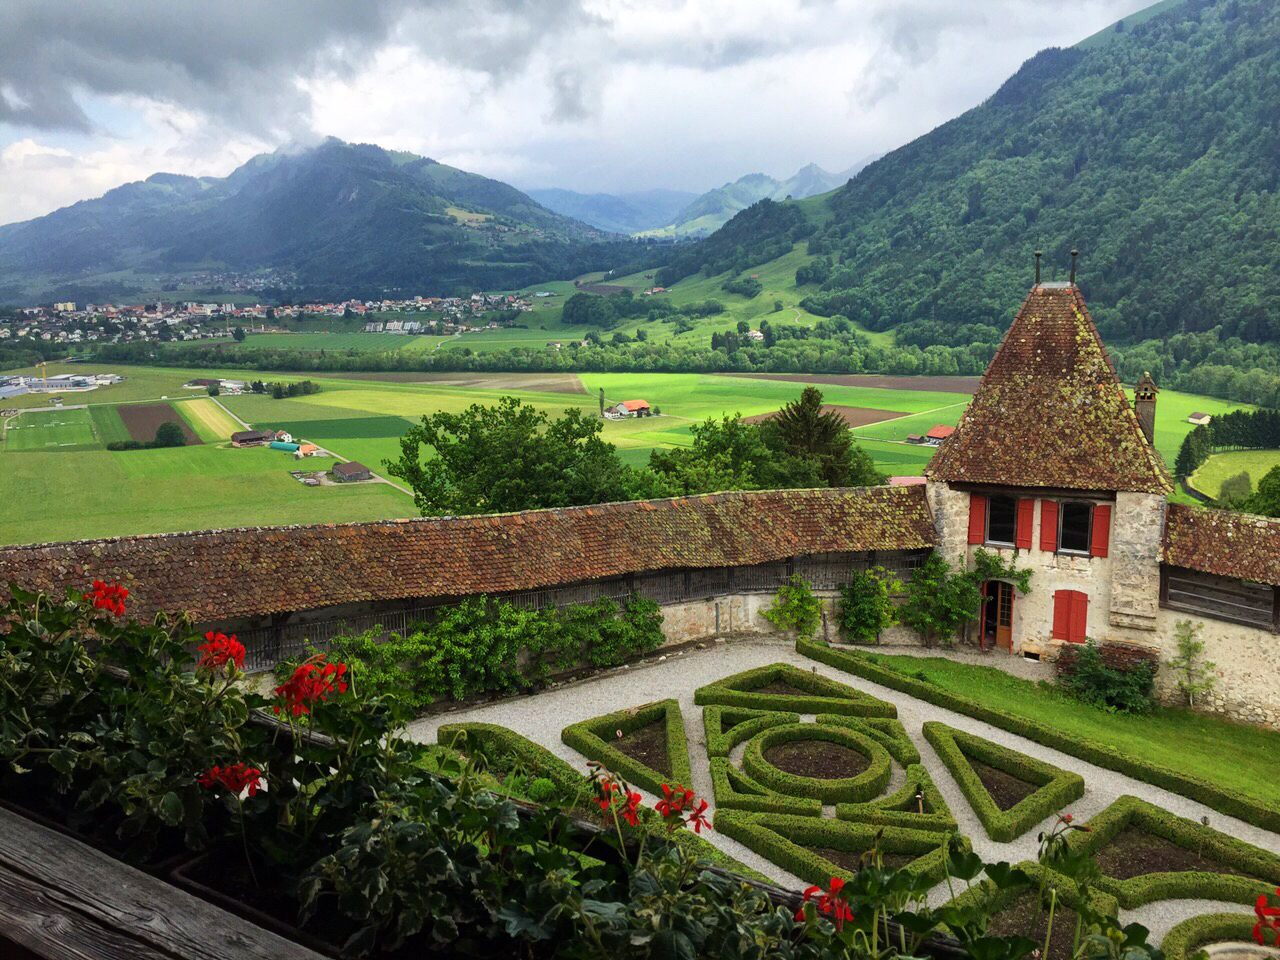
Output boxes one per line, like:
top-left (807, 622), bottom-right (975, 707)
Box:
top-left (741, 723), bottom-right (892, 804)
top-left (561, 699), bottom-right (692, 795)
top-left (816, 714), bottom-right (921, 766)
top-left (941, 859), bottom-right (1120, 932)
top-left (798, 637), bottom-right (1280, 833)
top-left (715, 810), bottom-right (966, 887)
top-left (836, 763), bottom-right (956, 832)
top-left (1063, 795), bottom-right (1280, 908)
top-left (438, 721), bottom-right (587, 797)
top-left (1161, 913), bottom-right (1262, 960)
top-left (694, 662), bottom-right (897, 718)
top-left (923, 721), bottom-right (1085, 843)
top-left (703, 705), bottom-right (800, 758)
top-left (709, 757), bottom-right (824, 815)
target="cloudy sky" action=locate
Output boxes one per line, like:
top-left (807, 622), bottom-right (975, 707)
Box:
top-left (0, 0), bottom-right (1156, 226)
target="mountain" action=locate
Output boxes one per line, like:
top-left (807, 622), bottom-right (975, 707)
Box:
top-left (648, 161), bottom-right (872, 237)
top-left (0, 138), bottom-right (625, 301)
top-left (657, 0), bottom-right (1280, 346)
top-left (524, 188), bottom-right (698, 234)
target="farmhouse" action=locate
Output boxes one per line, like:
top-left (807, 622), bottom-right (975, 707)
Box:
top-left (924, 425), bottom-right (955, 445)
top-left (2, 281), bottom-right (1279, 729)
top-left (1187, 412), bottom-right (1212, 426)
top-left (332, 461), bottom-right (372, 482)
top-left (614, 399), bottom-right (651, 417)
top-left (230, 429), bottom-right (269, 446)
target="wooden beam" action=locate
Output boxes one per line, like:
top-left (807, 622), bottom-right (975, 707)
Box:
top-left (0, 806), bottom-right (327, 960)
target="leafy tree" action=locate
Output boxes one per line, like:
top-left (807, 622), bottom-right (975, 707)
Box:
top-left (232, 326), bottom-right (246, 342)
top-left (206, 385), bottom-right (220, 396)
top-left (386, 397), bottom-right (640, 516)
top-left (1168, 619), bottom-right (1216, 707)
top-left (899, 549), bottom-right (1032, 647)
top-left (152, 421), bottom-right (186, 448)
top-left (1246, 465), bottom-right (1280, 517)
top-left (836, 567), bottom-right (902, 644)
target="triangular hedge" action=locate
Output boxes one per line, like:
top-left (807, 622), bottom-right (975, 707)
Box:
top-left (836, 763), bottom-right (956, 832)
top-left (923, 722), bottom-right (1084, 842)
top-left (715, 811), bottom-right (965, 887)
top-left (702, 705), bottom-right (799, 758)
top-left (561, 699), bottom-right (692, 795)
top-left (694, 663), bottom-right (896, 717)
top-left (1061, 795), bottom-right (1280, 908)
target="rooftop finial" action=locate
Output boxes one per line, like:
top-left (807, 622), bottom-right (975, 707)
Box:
top-left (1070, 249), bottom-right (1079, 285)
top-left (1034, 250), bottom-right (1042, 285)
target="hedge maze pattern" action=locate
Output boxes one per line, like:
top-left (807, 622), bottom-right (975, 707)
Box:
top-left (508, 655), bottom-right (1280, 951)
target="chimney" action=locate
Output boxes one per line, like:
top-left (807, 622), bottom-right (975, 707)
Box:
top-left (1034, 250), bottom-right (1042, 286)
top-left (1134, 371), bottom-right (1158, 445)
top-left (1070, 248), bottom-right (1079, 285)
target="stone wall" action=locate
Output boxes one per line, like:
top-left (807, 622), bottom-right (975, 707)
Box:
top-left (655, 591), bottom-right (916, 648)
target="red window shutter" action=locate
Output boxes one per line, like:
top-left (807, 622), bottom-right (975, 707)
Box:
top-left (1090, 504), bottom-right (1111, 558)
top-left (1015, 498), bottom-right (1035, 549)
top-left (1069, 591), bottom-right (1089, 643)
top-left (1040, 500), bottom-right (1059, 553)
top-left (967, 494), bottom-right (987, 545)
top-left (1051, 590), bottom-right (1070, 641)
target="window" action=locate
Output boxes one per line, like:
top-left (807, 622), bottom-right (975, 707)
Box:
top-left (986, 495), bottom-right (1017, 545)
top-left (1059, 502), bottom-right (1093, 553)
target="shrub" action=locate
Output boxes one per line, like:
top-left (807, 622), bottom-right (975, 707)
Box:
top-left (1168, 619), bottom-right (1216, 707)
top-left (815, 714), bottom-right (921, 766)
top-left (761, 574), bottom-right (822, 638)
top-left (152, 421), bottom-right (186, 447)
top-left (923, 722), bottom-right (1085, 843)
top-left (1162, 913), bottom-right (1260, 960)
top-left (1057, 640), bottom-right (1157, 713)
top-left (708, 757), bottom-right (823, 815)
top-left (898, 549), bottom-right (1031, 647)
top-left (526, 778), bottom-right (560, 804)
top-left (561, 699), bottom-right (692, 794)
top-left (796, 635), bottom-right (1280, 833)
top-left (740, 723), bottom-right (892, 804)
top-left (835, 763), bottom-right (956, 832)
top-left (1218, 470), bottom-right (1252, 500)
top-left (693, 662), bottom-right (897, 717)
top-left (1063, 795), bottom-right (1280, 908)
top-left (836, 566), bottom-right (901, 644)
top-left (702, 706), bottom-right (798, 758)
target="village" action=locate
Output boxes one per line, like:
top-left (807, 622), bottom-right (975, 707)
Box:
top-left (0, 291), bottom-right (539, 347)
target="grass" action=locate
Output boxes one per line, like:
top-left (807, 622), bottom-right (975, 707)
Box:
top-left (862, 652), bottom-right (1280, 811)
top-left (88, 405), bottom-right (131, 445)
top-left (172, 332), bottom-right (452, 353)
top-left (3, 408), bottom-right (101, 452)
top-left (175, 397), bottom-right (244, 443)
top-left (0, 446), bottom-right (413, 546)
top-left (1189, 449), bottom-right (1280, 498)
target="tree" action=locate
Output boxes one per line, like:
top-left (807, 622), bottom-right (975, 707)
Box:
top-left (232, 326), bottom-right (246, 342)
top-left (1247, 465), bottom-right (1280, 517)
top-left (1168, 619), bottom-right (1216, 707)
top-left (271, 383), bottom-right (285, 399)
top-left (761, 386), bottom-right (884, 487)
top-left (152, 421), bottom-right (186, 448)
top-left (385, 396), bottom-right (638, 516)
top-left (206, 385), bottom-right (220, 396)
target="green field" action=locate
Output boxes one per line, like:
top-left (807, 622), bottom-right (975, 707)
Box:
top-left (0, 362), bottom-right (1258, 544)
top-left (1189, 449), bottom-right (1280, 498)
top-left (173, 332), bottom-right (452, 353)
top-left (3, 408), bottom-right (101, 452)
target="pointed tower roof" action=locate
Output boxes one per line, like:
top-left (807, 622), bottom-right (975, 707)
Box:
top-left (926, 283), bottom-right (1171, 494)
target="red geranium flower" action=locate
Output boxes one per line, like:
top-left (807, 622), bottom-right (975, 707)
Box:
top-left (273, 658), bottom-right (348, 716)
top-left (199, 762), bottom-right (263, 797)
top-left (596, 780), bottom-right (620, 812)
top-left (656, 783), bottom-right (711, 834)
top-left (198, 631), bottom-right (245, 670)
top-left (621, 790), bottom-right (642, 827)
top-left (84, 579), bottom-right (128, 617)
top-left (656, 783), bottom-right (696, 817)
top-left (687, 798), bottom-right (711, 834)
top-left (1255, 889), bottom-right (1280, 946)
top-left (795, 876), bottom-right (855, 932)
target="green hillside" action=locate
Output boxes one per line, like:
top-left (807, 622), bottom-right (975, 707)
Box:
top-left (657, 0), bottom-right (1280, 348)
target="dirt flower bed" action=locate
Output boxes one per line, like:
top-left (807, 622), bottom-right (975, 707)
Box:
top-left (613, 721), bottom-right (671, 778)
top-left (1094, 825), bottom-right (1265, 882)
top-left (988, 893), bottom-right (1079, 960)
top-left (763, 740), bottom-right (871, 780)
top-left (969, 757), bottom-right (1039, 811)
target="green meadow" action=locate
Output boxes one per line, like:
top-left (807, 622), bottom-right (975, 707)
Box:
top-left (0, 360), bottom-right (1257, 544)
top-left (1190, 449), bottom-right (1280, 498)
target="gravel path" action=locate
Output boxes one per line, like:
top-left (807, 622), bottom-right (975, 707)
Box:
top-left (405, 637), bottom-right (1279, 942)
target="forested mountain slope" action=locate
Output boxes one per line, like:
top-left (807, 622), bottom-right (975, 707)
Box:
top-left (658, 0), bottom-right (1280, 347)
top-left (0, 139), bottom-right (629, 301)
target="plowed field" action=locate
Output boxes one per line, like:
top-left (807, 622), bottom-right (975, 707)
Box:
top-left (118, 403), bottom-right (202, 445)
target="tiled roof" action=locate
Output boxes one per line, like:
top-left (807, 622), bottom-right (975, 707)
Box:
top-left (926, 285), bottom-right (1171, 494)
top-left (0, 486), bottom-right (936, 623)
top-left (1164, 504), bottom-right (1280, 586)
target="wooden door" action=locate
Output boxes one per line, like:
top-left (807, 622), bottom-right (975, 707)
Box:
top-left (995, 581), bottom-right (1014, 652)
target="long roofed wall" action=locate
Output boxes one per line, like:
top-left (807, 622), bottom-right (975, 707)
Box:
top-left (926, 284), bottom-right (1171, 494)
top-left (0, 486), bottom-right (936, 623)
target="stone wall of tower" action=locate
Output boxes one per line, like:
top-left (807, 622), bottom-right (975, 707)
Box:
top-left (1107, 492), bottom-right (1166, 633)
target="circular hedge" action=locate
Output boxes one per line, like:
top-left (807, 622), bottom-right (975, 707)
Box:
top-left (741, 723), bottom-right (892, 804)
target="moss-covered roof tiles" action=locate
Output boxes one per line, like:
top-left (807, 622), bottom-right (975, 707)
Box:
top-left (1164, 504), bottom-right (1280, 587)
top-left (926, 285), bottom-right (1171, 494)
top-left (0, 486), bottom-right (936, 622)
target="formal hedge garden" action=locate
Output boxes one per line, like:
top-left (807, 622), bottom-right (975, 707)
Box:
top-left (561, 698), bottom-right (692, 794)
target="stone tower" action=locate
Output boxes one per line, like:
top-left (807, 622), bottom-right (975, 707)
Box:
top-left (1134, 371), bottom-right (1158, 446)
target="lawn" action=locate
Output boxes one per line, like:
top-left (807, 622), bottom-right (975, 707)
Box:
top-left (0, 446), bottom-right (414, 546)
top-left (3, 408), bottom-right (101, 452)
top-left (175, 397), bottom-right (244, 443)
top-left (88, 405), bottom-right (131, 445)
top-left (1189, 449), bottom-right (1280, 498)
top-left (861, 652), bottom-right (1280, 811)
